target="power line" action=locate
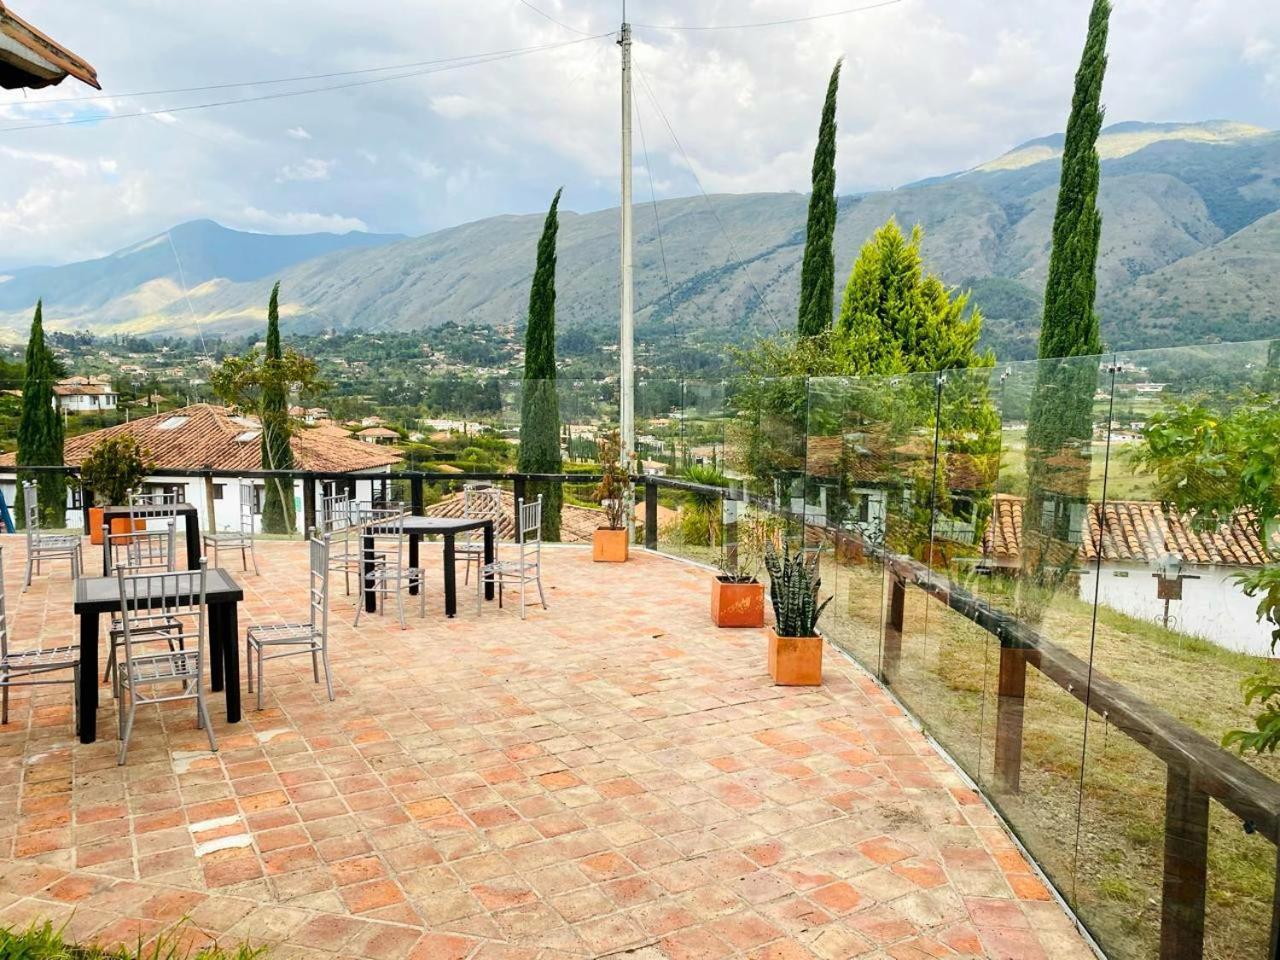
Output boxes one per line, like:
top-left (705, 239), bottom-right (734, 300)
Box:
top-left (632, 93), bottom-right (679, 349)
top-left (3, 39), bottom-right (610, 107)
top-left (515, 0), bottom-right (598, 37)
top-left (633, 61), bottom-right (783, 334)
top-left (635, 0), bottom-right (902, 32)
top-left (0, 34), bottom-right (612, 134)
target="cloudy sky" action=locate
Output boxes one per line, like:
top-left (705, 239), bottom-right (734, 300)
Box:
top-left (2, 0), bottom-right (1279, 267)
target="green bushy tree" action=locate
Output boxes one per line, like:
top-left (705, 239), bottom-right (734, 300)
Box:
top-left (797, 59), bottom-right (842, 337)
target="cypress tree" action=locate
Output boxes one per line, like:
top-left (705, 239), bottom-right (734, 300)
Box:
top-left (260, 282), bottom-right (296, 534)
top-left (15, 301), bottom-right (65, 528)
top-left (797, 59), bottom-right (842, 337)
top-left (517, 189), bottom-right (563, 540)
top-left (1020, 0), bottom-right (1111, 600)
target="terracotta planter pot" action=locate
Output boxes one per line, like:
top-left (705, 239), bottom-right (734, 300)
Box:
top-left (88, 507), bottom-right (143, 545)
top-left (711, 577), bottom-right (764, 628)
top-left (767, 628), bottom-right (823, 686)
top-left (592, 527), bottom-right (629, 562)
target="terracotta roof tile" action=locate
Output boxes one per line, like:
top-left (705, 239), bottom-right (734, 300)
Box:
top-left (985, 493), bottom-right (1272, 567)
top-left (0, 403), bottom-right (401, 473)
top-left (425, 489), bottom-right (604, 544)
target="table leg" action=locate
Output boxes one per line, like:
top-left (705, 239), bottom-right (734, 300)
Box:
top-left (220, 601), bottom-right (240, 724)
top-left (444, 533), bottom-right (457, 617)
top-left (78, 613), bottom-right (99, 744)
top-left (185, 510), bottom-right (201, 570)
top-left (101, 531), bottom-right (110, 577)
top-left (362, 533), bottom-right (377, 613)
top-left (484, 522), bottom-right (495, 601)
top-left (409, 533), bottom-right (420, 597)
top-left (209, 603), bottom-right (225, 692)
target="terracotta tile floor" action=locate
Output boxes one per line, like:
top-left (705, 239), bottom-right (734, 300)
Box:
top-left (0, 536), bottom-right (1095, 959)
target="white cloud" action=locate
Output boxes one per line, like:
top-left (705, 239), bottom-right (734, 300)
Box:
top-left (0, 147), bottom-right (89, 178)
top-left (98, 158), bottom-right (119, 175)
top-left (286, 126), bottom-right (312, 140)
top-left (275, 158), bottom-right (336, 182)
top-left (234, 207), bottom-right (368, 234)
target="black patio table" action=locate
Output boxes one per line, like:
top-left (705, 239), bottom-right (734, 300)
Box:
top-left (100, 503), bottom-right (202, 574)
top-left (361, 516), bottom-right (495, 618)
top-left (72, 568), bottom-right (244, 744)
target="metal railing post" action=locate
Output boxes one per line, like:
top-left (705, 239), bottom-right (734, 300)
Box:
top-left (644, 478), bottom-right (657, 550)
top-left (302, 472), bottom-right (317, 538)
top-left (513, 475), bottom-right (527, 531)
top-left (881, 574), bottom-right (905, 683)
top-left (1160, 767), bottom-right (1209, 960)
top-left (994, 642), bottom-right (1027, 794)
top-left (411, 474), bottom-right (424, 516)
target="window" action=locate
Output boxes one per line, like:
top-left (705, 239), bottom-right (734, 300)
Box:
top-left (212, 483), bottom-right (225, 499)
top-left (156, 415), bottom-right (189, 431)
top-left (144, 483), bottom-right (185, 503)
top-left (251, 485), bottom-right (265, 516)
top-left (857, 495), bottom-right (870, 525)
top-left (70, 485), bottom-right (83, 510)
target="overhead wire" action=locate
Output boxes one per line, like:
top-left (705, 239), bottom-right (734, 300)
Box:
top-left (515, 0), bottom-right (598, 37)
top-left (632, 91), bottom-right (681, 360)
top-left (633, 60), bottom-right (783, 333)
top-left (0, 34), bottom-right (612, 134)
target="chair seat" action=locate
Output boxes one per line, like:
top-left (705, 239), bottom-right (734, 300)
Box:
top-left (204, 532), bottom-right (251, 545)
top-left (123, 648), bottom-right (201, 685)
top-left (483, 559), bottom-right (537, 575)
top-left (365, 567), bottom-right (427, 585)
top-left (455, 542), bottom-right (487, 556)
top-left (248, 622), bottom-right (320, 646)
top-left (2, 645), bottom-right (79, 671)
top-left (110, 612), bottom-right (181, 635)
top-left (32, 534), bottom-right (80, 550)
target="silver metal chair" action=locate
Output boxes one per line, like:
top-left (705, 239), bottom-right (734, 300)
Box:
top-left (103, 521), bottom-right (180, 696)
top-left (203, 481), bottom-right (258, 575)
top-left (322, 491), bottom-right (363, 595)
top-left (457, 484), bottom-right (503, 585)
top-left (114, 558), bottom-right (215, 765)
top-left (246, 533), bottom-right (333, 710)
top-left (478, 496), bottom-right (547, 620)
top-left (21, 480), bottom-right (81, 590)
top-left (0, 544), bottom-right (79, 731)
top-left (353, 506), bottom-right (425, 630)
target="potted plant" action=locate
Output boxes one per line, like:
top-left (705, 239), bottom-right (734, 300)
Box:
top-left (80, 435), bottom-right (154, 545)
top-left (711, 507), bottom-right (777, 628)
top-left (592, 430), bottom-right (630, 562)
top-left (764, 542), bottom-right (831, 685)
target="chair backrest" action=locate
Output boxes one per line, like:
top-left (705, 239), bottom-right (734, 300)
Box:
top-left (128, 487), bottom-right (178, 531)
top-left (358, 505), bottom-right (408, 571)
top-left (517, 496), bottom-right (542, 568)
top-left (464, 486), bottom-right (503, 521)
top-left (105, 520), bottom-right (176, 574)
top-left (237, 482), bottom-right (255, 534)
top-left (309, 533), bottom-right (331, 638)
top-left (321, 491), bottom-right (353, 533)
top-left (115, 558), bottom-right (208, 679)
top-left (22, 480), bottom-right (40, 537)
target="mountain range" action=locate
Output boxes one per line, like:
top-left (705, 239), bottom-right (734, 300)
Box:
top-left (2, 119), bottom-right (1278, 358)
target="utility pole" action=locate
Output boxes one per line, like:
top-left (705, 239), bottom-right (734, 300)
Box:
top-left (618, 14), bottom-right (636, 535)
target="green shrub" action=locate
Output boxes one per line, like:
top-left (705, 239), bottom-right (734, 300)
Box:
top-left (0, 921), bottom-right (265, 960)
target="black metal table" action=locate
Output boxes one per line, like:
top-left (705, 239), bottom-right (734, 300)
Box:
top-left (73, 569), bottom-right (244, 744)
top-left (100, 503), bottom-right (202, 574)
top-left (361, 517), bottom-right (494, 618)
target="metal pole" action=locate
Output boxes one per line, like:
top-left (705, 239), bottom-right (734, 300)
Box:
top-left (619, 19), bottom-right (635, 536)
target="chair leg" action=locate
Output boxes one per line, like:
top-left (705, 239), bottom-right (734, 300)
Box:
top-left (245, 638), bottom-right (254, 693)
top-left (536, 572), bottom-right (548, 610)
top-left (311, 645), bottom-right (320, 683)
top-left (520, 579), bottom-right (526, 621)
top-left (320, 648), bottom-right (334, 702)
top-left (23, 556), bottom-right (32, 590)
top-left (395, 589), bottom-right (406, 630)
top-left (118, 697), bottom-right (135, 765)
top-left (251, 544), bottom-right (259, 577)
top-left (256, 646), bottom-right (265, 711)
top-left (198, 695), bottom-right (217, 752)
top-left (2, 680), bottom-right (8, 725)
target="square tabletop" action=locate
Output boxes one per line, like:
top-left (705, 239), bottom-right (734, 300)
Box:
top-left (74, 568), bottom-right (244, 615)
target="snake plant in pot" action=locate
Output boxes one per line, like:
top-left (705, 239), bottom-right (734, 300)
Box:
top-left (764, 542), bottom-right (830, 685)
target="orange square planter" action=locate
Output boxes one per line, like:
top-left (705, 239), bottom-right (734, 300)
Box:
top-left (767, 628), bottom-right (823, 686)
top-left (88, 507), bottom-right (144, 545)
top-left (592, 527), bottom-right (629, 562)
top-left (710, 578), bottom-right (765, 628)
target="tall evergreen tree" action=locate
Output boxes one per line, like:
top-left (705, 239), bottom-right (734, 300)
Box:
top-left (15, 301), bottom-right (65, 528)
top-left (517, 189), bottom-right (563, 540)
top-left (797, 59), bottom-right (842, 337)
top-left (1020, 0), bottom-right (1111, 605)
top-left (260, 282), bottom-right (296, 534)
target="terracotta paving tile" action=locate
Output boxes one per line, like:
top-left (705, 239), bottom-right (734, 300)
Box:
top-left (0, 539), bottom-right (1095, 959)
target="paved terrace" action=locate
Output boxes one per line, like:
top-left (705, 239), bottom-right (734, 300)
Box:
top-left (0, 538), bottom-right (1094, 960)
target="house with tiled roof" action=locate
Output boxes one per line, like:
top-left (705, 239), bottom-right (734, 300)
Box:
top-left (983, 493), bottom-right (1280, 654)
top-left (0, 404), bottom-right (400, 533)
top-left (53, 376), bottom-right (117, 414)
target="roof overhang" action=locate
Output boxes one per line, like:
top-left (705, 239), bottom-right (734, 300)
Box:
top-left (0, 2), bottom-right (99, 90)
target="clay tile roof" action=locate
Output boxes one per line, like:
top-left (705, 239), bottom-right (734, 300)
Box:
top-left (0, 403), bottom-right (401, 473)
top-left (985, 493), bottom-right (1271, 567)
top-left (424, 489), bottom-right (605, 544)
top-left (356, 427), bottom-right (400, 439)
top-left (0, 2), bottom-right (99, 90)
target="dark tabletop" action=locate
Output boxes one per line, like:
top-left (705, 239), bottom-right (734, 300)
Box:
top-left (101, 503), bottom-right (198, 518)
top-left (365, 516), bottom-right (492, 535)
top-left (74, 568), bottom-right (244, 614)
